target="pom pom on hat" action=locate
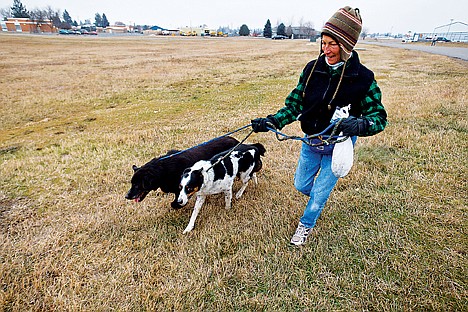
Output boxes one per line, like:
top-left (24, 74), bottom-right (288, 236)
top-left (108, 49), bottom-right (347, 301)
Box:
top-left (322, 6), bottom-right (362, 61)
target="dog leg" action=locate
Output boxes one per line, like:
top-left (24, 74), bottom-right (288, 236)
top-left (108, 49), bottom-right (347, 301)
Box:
top-left (183, 195), bottom-right (206, 234)
top-left (224, 189), bottom-right (232, 209)
top-left (235, 180), bottom-right (249, 199)
top-left (252, 172), bottom-right (258, 184)
top-left (236, 171), bottom-right (254, 199)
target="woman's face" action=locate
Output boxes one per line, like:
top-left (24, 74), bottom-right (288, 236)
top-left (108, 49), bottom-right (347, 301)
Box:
top-left (321, 35), bottom-right (341, 65)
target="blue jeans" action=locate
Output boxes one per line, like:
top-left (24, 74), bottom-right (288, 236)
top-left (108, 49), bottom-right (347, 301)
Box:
top-left (294, 137), bottom-right (356, 228)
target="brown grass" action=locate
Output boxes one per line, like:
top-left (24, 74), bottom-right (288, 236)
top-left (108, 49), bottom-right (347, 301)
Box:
top-left (0, 33), bottom-right (467, 311)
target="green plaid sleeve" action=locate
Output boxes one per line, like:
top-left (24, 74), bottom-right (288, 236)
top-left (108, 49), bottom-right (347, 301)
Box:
top-left (270, 72), bottom-right (305, 129)
top-left (270, 72), bottom-right (387, 135)
top-left (360, 80), bottom-right (387, 136)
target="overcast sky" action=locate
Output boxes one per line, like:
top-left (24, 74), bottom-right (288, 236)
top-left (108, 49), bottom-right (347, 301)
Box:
top-left (2, 0), bottom-right (467, 34)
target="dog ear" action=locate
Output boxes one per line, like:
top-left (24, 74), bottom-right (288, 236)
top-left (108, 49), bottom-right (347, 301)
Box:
top-left (193, 169), bottom-right (204, 183)
top-left (253, 143), bottom-right (266, 156)
top-left (132, 165), bottom-right (140, 172)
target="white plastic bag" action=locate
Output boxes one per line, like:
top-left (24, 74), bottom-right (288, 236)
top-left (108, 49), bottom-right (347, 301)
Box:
top-left (332, 136), bottom-right (354, 178)
top-left (330, 105), bottom-right (354, 178)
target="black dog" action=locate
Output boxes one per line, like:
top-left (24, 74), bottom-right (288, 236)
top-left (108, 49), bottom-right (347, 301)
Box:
top-left (125, 136), bottom-right (239, 208)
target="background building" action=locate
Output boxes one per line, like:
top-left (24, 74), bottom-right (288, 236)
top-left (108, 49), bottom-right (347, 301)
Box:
top-left (0, 18), bottom-right (56, 33)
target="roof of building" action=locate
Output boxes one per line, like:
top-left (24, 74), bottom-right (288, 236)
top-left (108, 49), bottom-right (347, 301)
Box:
top-left (150, 25), bottom-right (166, 31)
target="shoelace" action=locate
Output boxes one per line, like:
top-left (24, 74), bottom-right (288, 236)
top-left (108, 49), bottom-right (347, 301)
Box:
top-left (295, 225), bottom-right (310, 238)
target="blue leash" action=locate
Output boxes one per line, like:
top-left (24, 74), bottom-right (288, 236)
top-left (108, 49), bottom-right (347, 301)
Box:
top-left (154, 119), bottom-right (347, 163)
top-left (266, 119), bottom-right (349, 147)
top-left (154, 124), bottom-right (253, 162)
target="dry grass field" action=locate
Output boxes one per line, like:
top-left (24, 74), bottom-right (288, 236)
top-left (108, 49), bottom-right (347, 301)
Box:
top-left (0, 33), bottom-right (467, 311)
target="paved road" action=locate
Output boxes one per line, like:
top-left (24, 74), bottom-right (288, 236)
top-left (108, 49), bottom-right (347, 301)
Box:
top-left (361, 41), bottom-right (468, 61)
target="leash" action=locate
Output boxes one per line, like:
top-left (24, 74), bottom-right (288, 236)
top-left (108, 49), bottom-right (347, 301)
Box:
top-left (154, 124), bottom-right (253, 163)
top-left (266, 119), bottom-right (349, 146)
top-left (152, 119), bottom-right (347, 167)
top-left (203, 119), bottom-right (348, 172)
top-left (206, 127), bottom-right (255, 172)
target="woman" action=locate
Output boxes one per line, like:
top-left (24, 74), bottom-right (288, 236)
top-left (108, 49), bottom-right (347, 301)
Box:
top-left (251, 6), bottom-right (387, 246)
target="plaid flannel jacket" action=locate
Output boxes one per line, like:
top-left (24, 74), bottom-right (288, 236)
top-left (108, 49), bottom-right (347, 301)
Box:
top-left (272, 63), bottom-right (387, 137)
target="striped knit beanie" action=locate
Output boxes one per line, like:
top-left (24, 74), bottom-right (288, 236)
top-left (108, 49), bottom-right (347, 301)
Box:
top-left (322, 6), bottom-right (362, 61)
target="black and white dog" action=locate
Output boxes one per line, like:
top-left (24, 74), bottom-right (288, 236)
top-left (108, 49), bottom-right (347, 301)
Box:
top-left (125, 136), bottom-right (239, 208)
top-left (177, 143), bottom-right (266, 233)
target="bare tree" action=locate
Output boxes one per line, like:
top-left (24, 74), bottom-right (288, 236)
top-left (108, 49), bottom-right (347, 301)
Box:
top-left (29, 8), bottom-right (47, 32)
top-left (29, 6), bottom-right (63, 32)
top-left (299, 17), bottom-right (305, 35)
top-left (0, 7), bottom-right (12, 20)
top-left (303, 21), bottom-right (316, 39)
top-left (29, 8), bottom-right (46, 21)
top-left (45, 6), bottom-right (62, 28)
top-left (361, 27), bottom-right (369, 40)
top-left (286, 25), bottom-right (293, 38)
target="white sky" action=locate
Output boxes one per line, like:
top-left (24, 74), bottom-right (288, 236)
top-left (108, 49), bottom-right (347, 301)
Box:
top-left (2, 0), bottom-right (467, 34)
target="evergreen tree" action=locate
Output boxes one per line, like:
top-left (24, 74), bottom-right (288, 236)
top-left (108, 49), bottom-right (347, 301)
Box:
top-left (94, 13), bottom-right (102, 27)
top-left (102, 13), bottom-right (109, 27)
top-left (277, 23), bottom-right (286, 36)
top-left (62, 10), bottom-right (73, 25)
top-left (263, 19), bottom-right (272, 38)
top-left (11, 0), bottom-right (29, 18)
top-left (239, 24), bottom-right (250, 36)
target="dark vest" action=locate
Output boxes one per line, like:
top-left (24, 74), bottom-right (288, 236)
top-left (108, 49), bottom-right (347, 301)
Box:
top-left (298, 51), bottom-right (374, 135)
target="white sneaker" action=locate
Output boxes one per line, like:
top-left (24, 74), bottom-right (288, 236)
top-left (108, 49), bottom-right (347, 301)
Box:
top-left (290, 222), bottom-right (312, 246)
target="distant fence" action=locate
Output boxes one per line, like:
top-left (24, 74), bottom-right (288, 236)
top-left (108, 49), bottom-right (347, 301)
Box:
top-left (418, 32), bottom-right (468, 42)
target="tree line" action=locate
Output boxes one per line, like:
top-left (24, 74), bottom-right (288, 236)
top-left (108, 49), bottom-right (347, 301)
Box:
top-left (2, 0), bottom-right (314, 37)
top-left (238, 19), bottom-right (314, 38)
top-left (0, 0), bottom-right (110, 29)
top-left (262, 19), bottom-right (315, 38)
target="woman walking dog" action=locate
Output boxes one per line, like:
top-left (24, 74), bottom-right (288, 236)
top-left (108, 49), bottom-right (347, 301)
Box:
top-left (252, 6), bottom-right (387, 246)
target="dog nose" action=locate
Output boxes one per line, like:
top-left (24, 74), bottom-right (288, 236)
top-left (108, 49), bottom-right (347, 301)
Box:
top-left (171, 200), bottom-right (183, 209)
